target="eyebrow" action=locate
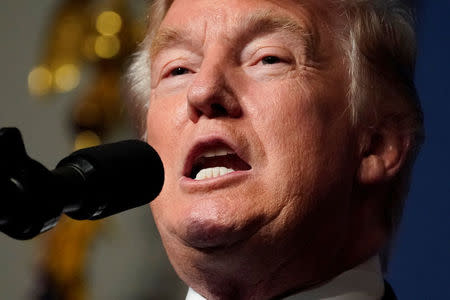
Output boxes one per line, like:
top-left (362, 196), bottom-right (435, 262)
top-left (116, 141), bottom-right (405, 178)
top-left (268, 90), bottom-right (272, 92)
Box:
top-left (238, 10), bottom-right (316, 59)
top-left (150, 9), bottom-right (317, 61)
top-left (150, 27), bottom-right (191, 60)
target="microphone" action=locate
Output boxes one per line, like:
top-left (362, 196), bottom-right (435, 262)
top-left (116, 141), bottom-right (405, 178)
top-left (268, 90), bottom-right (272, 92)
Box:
top-left (0, 128), bottom-right (164, 240)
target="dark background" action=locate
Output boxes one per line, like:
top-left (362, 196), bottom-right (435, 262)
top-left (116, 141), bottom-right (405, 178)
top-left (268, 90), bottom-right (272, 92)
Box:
top-left (387, 1), bottom-right (450, 299)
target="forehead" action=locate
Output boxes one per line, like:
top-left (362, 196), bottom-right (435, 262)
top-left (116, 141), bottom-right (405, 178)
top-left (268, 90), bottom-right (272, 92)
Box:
top-left (151, 0), bottom-right (340, 62)
top-left (160, 0), bottom-right (337, 32)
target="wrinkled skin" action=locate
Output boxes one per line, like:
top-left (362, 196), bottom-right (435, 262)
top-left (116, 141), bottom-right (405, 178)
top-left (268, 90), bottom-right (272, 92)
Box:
top-left (146, 0), bottom-right (388, 299)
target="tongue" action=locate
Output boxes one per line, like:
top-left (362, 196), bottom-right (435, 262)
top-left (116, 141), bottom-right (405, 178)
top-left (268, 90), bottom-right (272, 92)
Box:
top-left (191, 154), bottom-right (251, 178)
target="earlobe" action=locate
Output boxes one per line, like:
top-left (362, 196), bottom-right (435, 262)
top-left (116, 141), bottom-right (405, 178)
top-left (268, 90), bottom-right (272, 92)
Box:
top-left (357, 128), bottom-right (410, 185)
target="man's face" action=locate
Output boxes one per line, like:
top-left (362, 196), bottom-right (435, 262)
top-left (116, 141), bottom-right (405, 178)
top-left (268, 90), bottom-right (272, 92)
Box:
top-left (147, 0), bottom-right (359, 289)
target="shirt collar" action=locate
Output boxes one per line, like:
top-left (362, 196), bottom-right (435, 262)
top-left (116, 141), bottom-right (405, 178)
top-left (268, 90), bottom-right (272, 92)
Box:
top-left (185, 256), bottom-right (384, 300)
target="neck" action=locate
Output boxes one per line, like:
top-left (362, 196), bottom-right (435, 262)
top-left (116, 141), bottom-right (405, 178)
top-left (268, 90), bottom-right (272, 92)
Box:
top-left (186, 256), bottom-right (385, 300)
top-left (179, 240), bottom-right (361, 299)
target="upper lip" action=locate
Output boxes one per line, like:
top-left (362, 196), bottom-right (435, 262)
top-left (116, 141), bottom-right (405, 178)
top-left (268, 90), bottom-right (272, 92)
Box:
top-left (182, 135), bottom-right (250, 178)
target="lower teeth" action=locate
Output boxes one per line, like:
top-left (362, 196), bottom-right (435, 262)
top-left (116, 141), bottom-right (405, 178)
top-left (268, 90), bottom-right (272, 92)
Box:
top-left (194, 167), bottom-right (235, 180)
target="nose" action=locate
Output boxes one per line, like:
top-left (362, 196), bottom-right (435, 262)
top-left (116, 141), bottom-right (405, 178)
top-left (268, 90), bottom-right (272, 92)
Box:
top-left (187, 61), bottom-right (242, 123)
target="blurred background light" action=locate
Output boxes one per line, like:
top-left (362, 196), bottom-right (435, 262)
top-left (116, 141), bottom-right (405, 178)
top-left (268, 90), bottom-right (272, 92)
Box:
top-left (96, 11), bottom-right (122, 36)
top-left (94, 35), bottom-right (120, 59)
top-left (28, 65), bottom-right (53, 96)
top-left (54, 63), bottom-right (80, 92)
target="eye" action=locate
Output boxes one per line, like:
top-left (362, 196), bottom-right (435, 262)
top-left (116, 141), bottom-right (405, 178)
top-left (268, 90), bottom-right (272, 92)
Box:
top-left (169, 67), bottom-right (190, 77)
top-left (261, 56), bottom-right (282, 65)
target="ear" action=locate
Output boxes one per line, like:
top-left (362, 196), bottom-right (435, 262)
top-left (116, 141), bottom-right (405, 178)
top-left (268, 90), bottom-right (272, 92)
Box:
top-left (357, 127), bottom-right (411, 184)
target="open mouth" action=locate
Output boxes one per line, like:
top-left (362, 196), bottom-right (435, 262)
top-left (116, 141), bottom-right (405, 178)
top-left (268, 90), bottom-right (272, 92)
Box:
top-left (186, 142), bottom-right (252, 180)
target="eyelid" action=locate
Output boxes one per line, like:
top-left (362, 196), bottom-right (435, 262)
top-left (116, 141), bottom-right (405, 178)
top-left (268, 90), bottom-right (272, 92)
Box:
top-left (161, 60), bottom-right (183, 78)
top-left (159, 58), bottom-right (196, 80)
top-left (247, 46), bottom-right (293, 66)
top-left (163, 66), bottom-right (190, 78)
top-left (152, 48), bottom-right (201, 78)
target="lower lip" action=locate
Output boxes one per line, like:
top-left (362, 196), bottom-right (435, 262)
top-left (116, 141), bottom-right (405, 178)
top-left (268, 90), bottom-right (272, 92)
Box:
top-left (179, 170), bottom-right (252, 193)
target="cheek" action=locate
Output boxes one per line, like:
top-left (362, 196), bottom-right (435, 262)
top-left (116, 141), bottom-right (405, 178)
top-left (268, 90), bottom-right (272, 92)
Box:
top-left (147, 93), bottom-right (185, 135)
top-left (251, 74), bottom-right (348, 145)
top-left (146, 94), bottom-right (188, 163)
top-left (247, 78), bottom-right (327, 154)
top-left (246, 77), bottom-right (352, 197)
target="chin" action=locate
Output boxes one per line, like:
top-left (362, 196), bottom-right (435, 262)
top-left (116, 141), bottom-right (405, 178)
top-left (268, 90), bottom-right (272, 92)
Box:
top-left (177, 209), bottom-right (265, 251)
top-left (180, 216), bottom-right (241, 250)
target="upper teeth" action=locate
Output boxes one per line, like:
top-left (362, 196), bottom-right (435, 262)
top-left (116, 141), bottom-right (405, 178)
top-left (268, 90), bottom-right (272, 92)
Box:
top-left (202, 148), bottom-right (235, 158)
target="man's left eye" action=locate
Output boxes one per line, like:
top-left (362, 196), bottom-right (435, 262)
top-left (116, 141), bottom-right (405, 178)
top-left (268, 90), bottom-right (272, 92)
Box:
top-left (261, 56), bottom-right (282, 65)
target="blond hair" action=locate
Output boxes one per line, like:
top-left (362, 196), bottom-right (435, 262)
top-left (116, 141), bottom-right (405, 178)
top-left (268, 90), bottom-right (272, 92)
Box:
top-left (342, 0), bottom-right (423, 237)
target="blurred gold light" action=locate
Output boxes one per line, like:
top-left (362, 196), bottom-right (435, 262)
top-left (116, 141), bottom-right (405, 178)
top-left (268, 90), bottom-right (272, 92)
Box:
top-left (74, 131), bottom-right (101, 151)
top-left (96, 11), bottom-right (122, 36)
top-left (54, 64), bottom-right (80, 92)
top-left (94, 35), bottom-right (120, 59)
top-left (28, 66), bottom-right (52, 96)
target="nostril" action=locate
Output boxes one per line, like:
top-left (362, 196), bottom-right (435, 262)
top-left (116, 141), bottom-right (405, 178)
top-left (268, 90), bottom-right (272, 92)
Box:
top-left (211, 103), bottom-right (228, 117)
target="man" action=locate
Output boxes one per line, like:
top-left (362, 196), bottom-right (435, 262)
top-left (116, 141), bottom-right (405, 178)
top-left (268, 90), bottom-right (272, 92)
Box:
top-left (126, 0), bottom-right (423, 299)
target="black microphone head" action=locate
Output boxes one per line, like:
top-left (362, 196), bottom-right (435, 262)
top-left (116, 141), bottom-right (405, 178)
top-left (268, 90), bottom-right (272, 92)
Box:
top-left (56, 140), bottom-right (164, 220)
